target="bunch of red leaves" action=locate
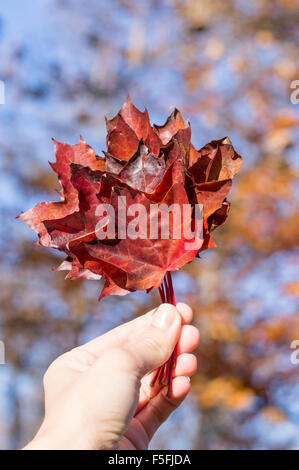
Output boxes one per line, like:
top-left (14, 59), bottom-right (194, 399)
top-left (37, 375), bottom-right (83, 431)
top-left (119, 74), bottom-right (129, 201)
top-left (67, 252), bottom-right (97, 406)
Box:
top-left (18, 95), bottom-right (242, 394)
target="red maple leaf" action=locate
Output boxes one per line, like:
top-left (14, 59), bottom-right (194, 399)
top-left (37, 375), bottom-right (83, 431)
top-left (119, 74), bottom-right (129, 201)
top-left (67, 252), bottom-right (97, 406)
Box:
top-left (18, 95), bottom-right (242, 301)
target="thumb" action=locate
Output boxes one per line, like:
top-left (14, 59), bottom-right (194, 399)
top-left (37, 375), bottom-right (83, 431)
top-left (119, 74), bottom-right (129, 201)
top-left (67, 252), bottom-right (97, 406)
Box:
top-left (124, 303), bottom-right (181, 378)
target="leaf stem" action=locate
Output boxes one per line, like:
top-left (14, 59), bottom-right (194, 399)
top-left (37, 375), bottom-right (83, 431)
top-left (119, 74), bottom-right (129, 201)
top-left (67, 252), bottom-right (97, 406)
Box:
top-left (151, 272), bottom-right (177, 396)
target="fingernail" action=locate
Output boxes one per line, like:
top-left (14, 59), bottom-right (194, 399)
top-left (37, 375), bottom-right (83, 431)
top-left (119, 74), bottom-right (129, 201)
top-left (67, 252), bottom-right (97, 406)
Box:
top-left (152, 305), bottom-right (177, 330)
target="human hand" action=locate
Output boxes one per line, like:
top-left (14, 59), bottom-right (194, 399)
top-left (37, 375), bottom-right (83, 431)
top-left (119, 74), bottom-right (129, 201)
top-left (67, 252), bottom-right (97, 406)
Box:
top-left (24, 303), bottom-right (199, 450)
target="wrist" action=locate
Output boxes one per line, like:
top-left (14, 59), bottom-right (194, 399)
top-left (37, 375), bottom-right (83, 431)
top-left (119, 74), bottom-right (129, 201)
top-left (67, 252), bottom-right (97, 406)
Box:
top-left (23, 422), bottom-right (92, 450)
top-left (22, 419), bottom-right (117, 450)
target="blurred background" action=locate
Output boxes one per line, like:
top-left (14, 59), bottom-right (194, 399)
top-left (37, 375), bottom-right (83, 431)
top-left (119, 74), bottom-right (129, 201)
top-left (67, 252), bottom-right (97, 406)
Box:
top-left (0, 0), bottom-right (299, 450)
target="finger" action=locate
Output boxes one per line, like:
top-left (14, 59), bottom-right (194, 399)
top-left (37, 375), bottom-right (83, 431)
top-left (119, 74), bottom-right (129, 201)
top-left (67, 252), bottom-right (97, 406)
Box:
top-left (173, 353), bottom-right (197, 377)
top-left (74, 303), bottom-right (193, 362)
top-left (135, 325), bottom-right (199, 411)
top-left (125, 304), bottom-right (181, 377)
top-left (135, 376), bottom-right (190, 442)
top-left (75, 307), bottom-right (156, 359)
top-left (140, 353), bottom-right (197, 394)
top-left (176, 303), bottom-right (194, 325)
top-left (176, 325), bottom-right (200, 354)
